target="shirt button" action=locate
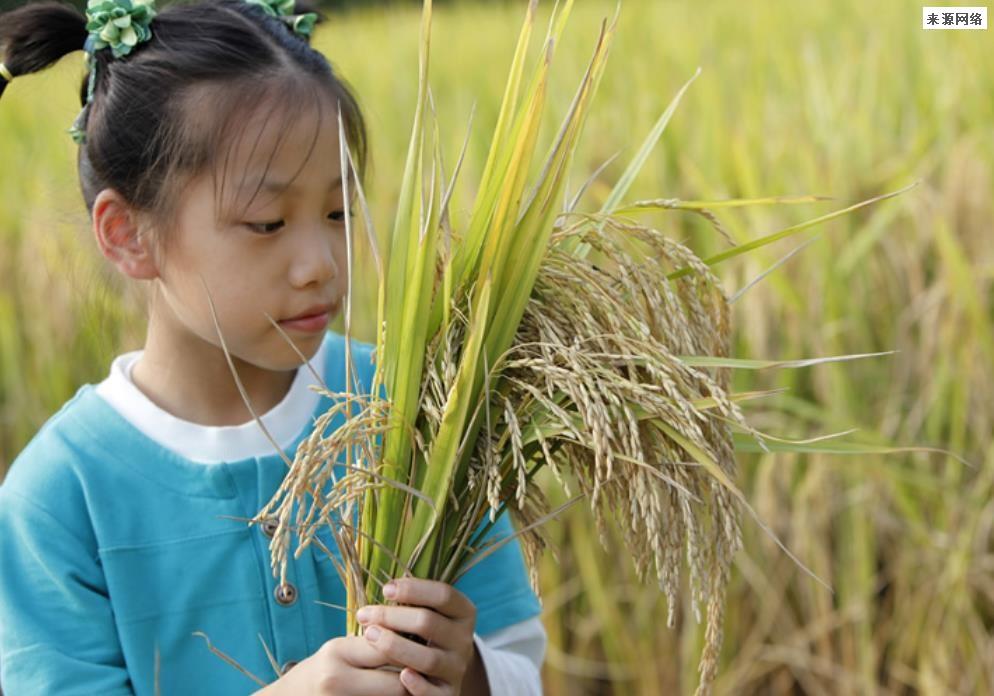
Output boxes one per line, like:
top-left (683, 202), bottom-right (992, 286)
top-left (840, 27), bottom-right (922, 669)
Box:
top-left (281, 660), bottom-right (299, 675)
top-left (261, 518), bottom-right (279, 538)
top-left (274, 582), bottom-right (298, 606)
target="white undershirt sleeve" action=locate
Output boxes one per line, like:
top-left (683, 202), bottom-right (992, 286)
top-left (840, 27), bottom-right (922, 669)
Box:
top-left (472, 616), bottom-right (546, 696)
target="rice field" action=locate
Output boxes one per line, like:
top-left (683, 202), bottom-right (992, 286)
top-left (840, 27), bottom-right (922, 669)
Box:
top-left (2, 0), bottom-right (992, 693)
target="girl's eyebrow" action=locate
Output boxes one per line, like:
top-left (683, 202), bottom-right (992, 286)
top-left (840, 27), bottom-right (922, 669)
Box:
top-left (242, 174), bottom-right (343, 194)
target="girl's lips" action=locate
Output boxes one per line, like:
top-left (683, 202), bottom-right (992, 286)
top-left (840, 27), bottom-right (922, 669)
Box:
top-left (278, 311), bottom-right (330, 333)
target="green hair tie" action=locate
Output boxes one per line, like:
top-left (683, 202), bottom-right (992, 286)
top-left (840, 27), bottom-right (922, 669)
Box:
top-left (69, 0), bottom-right (158, 145)
top-left (85, 0), bottom-right (158, 59)
top-left (244, 0), bottom-right (319, 38)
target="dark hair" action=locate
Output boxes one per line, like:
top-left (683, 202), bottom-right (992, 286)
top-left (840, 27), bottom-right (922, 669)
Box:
top-left (0, 0), bottom-right (369, 240)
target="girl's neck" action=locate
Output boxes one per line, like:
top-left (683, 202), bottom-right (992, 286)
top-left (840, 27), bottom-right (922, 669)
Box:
top-left (131, 317), bottom-right (296, 428)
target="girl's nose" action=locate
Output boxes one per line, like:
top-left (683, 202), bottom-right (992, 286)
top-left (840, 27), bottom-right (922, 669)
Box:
top-left (289, 226), bottom-right (340, 288)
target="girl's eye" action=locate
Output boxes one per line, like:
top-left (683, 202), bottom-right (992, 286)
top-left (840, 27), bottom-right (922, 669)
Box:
top-left (244, 212), bottom-right (352, 234)
top-left (245, 220), bottom-right (284, 234)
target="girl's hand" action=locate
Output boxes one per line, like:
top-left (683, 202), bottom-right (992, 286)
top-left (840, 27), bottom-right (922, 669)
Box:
top-left (356, 578), bottom-right (487, 696)
top-left (252, 635), bottom-right (407, 696)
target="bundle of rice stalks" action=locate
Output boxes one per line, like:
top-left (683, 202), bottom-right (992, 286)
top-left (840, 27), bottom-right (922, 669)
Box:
top-left (244, 1), bottom-right (923, 691)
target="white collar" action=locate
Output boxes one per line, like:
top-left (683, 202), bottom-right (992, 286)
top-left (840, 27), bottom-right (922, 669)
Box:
top-left (94, 335), bottom-right (329, 464)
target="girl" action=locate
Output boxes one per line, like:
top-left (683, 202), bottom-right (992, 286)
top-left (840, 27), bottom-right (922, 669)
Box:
top-left (0, 1), bottom-right (546, 694)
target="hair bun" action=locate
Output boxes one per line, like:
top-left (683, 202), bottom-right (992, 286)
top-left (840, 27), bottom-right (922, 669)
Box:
top-left (0, 1), bottom-right (88, 99)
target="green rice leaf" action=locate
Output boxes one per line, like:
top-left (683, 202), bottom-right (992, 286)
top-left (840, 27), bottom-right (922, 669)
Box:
top-left (677, 351), bottom-right (897, 369)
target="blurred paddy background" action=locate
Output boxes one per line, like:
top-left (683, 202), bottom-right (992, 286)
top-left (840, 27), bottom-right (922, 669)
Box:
top-left (1, 0), bottom-right (992, 693)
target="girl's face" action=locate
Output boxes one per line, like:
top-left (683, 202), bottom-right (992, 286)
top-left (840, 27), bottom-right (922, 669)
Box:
top-left (153, 95), bottom-right (351, 371)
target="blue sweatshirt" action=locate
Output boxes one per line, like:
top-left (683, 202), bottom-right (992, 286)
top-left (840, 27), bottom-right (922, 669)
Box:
top-left (0, 331), bottom-right (544, 695)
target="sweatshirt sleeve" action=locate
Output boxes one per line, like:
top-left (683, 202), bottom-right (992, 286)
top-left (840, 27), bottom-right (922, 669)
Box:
top-left (473, 616), bottom-right (547, 696)
top-left (0, 487), bottom-right (133, 695)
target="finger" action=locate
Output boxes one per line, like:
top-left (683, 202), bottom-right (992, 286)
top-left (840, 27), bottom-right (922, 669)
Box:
top-left (338, 666), bottom-right (409, 696)
top-left (385, 578), bottom-right (476, 622)
top-left (356, 604), bottom-right (464, 650)
top-left (325, 635), bottom-right (397, 669)
top-left (400, 667), bottom-right (449, 696)
top-left (364, 625), bottom-right (458, 682)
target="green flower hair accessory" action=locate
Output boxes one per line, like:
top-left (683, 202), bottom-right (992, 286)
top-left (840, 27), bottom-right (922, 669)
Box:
top-left (85, 0), bottom-right (157, 59)
top-left (244, 0), bottom-right (318, 38)
top-left (68, 103), bottom-right (90, 145)
top-left (69, 0), bottom-right (158, 145)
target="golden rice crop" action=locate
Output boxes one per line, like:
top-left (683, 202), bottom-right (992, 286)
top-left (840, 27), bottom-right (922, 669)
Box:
top-left (198, 2), bottom-right (947, 693)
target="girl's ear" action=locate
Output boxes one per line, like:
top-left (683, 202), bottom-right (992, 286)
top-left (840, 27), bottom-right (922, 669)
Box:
top-left (92, 189), bottom-right (160, 281)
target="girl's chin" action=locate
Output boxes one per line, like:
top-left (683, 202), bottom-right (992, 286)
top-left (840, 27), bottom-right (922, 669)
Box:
top-left (272, 333), bottom-right (325, 360)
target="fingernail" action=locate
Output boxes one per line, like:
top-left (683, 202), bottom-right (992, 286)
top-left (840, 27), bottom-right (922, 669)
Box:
top-left (365, 625), bottom-right (381, 642)
top-left (383, 582), bottom-right (398, 599)
top-left (355, 607), bottom-right (372, 624)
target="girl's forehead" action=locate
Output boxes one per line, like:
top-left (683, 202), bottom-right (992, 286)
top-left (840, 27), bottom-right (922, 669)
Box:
top-left (233, 97), bottom-right (341, 171)
top-left (216, 95), bottom-right (343, 206)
